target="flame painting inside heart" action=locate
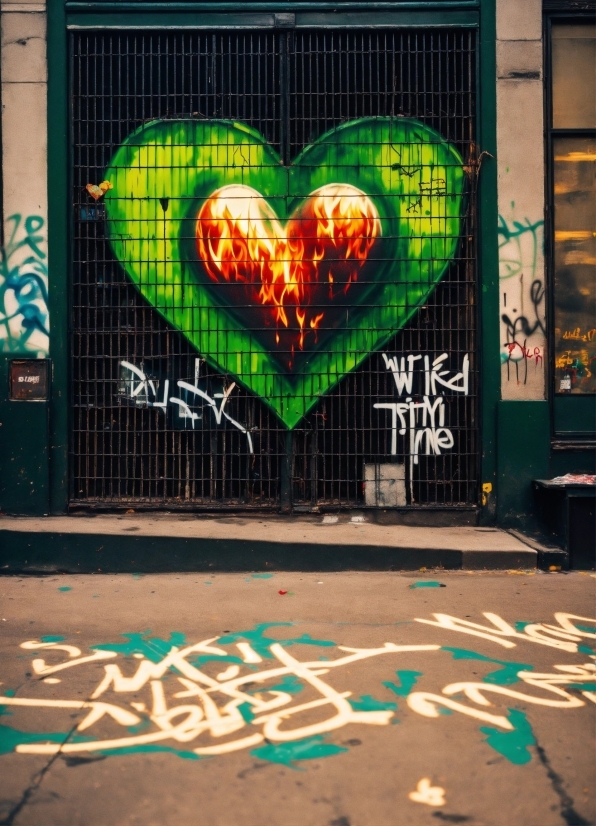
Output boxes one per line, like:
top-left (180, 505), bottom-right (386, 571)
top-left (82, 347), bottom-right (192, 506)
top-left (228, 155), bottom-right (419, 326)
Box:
top-left (196, 183), bottom-right (381, 361)
top-left (103, 117), bottom-right (465, 428)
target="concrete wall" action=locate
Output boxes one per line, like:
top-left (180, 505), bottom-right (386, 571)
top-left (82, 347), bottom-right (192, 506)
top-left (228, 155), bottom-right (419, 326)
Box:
top-left (496, 0), bottom-right (547, 400)
top-left (0, 0), bottom-right (48, 357)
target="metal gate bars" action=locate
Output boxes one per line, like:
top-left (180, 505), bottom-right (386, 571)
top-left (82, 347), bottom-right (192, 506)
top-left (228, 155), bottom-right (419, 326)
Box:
top-left (70, 28), bottom-right (478, 511)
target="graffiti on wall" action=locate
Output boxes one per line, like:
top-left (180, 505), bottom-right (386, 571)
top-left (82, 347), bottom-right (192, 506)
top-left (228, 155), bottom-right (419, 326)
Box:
top-left (498, 213), bottom-right (546, 389)
top-left (0, 214), bottom-right (49, 356)
top-left (104, 118), bottom-right (465, 428)
top-left (1, 611), bottom-right (594, 770)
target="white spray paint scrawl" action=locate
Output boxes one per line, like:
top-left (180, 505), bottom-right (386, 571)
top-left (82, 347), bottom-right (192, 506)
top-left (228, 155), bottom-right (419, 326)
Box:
top-left (409, 778), bottom-right (446, 806)
top-left (0, 613), bottom-right (593, 765)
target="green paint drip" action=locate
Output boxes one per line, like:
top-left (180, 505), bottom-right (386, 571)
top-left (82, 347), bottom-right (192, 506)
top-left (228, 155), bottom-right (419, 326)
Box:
top-left (251, 573), bottom-right (273, 579)
top-left (383, 670), bottom-right (423, 697)
top-left (218, 623), bottom-right (335, 659)
top-left (441, 647), bottom-right (533, 685)
top-left (58, 586), bottom-right (72, 592)
top-left (578, 645), bottom-right (595, 654)
top-left (348, 695), bottom-right (397, 712)
top-left (41, 635), bottom-right (65, 643)
top-left (409, 581), bottom-right (444, 589)
top-left (250, 735), bottom-right (347, 768)
top-left (480, 709), bottom-right (535, 765)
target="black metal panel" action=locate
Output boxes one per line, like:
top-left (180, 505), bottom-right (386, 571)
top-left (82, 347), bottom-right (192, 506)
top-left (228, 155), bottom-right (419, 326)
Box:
top-left (70, 28), bottom-right (477, 509)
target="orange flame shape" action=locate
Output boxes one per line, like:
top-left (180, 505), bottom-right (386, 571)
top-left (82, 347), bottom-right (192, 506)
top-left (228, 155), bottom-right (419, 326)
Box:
top-left (196, 183), bottom-right (380, 351)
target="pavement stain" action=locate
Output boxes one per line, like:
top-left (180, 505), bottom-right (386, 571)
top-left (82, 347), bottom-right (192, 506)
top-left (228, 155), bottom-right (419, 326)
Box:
top-left (57, 586), bottom-right (72, 592)
top-left (409, 581), bottom-right (446, 589)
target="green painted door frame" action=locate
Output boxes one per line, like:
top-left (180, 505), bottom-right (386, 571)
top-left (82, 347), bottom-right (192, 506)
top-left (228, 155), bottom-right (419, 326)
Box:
top-left (41, 0), bottom-right (499, 518)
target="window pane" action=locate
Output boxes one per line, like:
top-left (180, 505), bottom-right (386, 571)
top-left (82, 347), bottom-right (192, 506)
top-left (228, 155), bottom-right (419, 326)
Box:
top-left (554, 137), bottom-right (596, 394)
top-left (552, 24), bottom-right (596, 128)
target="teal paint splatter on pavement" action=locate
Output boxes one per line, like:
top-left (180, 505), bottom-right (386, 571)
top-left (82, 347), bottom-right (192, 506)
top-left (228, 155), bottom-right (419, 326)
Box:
top-left (218, 623), bottom-right (335, 659)
top-left (41, 636), bottom-right (65, 643)
top-left (480, 709), bottom-right (535, 765)
top-left (0, 724), bottom-right (67, 755)
top-left (383, 670), bottom-right (423, 697)
top-left (567, 683), bottom-right (596, 691)
top-left (348, 695), bottom-right (397, 712)
top-left (204, 581), bottom-right (213, 585)
top-left (190, 653), bottom-right (244, 668)
top-left (237, 702), bottom-right (256, 724)
top-left (251, 573), bottom-right (274, 579)
top-left (250, 735), bottom-right (347, 768)
top-left (267, 675), bottom-right (304, 695)
top-left (92, 631), bottom-right (187, 663)
top-left (441, 647), bottom-right (533, 685)
top-left (58, 586), bottom-right (72, 592)
top-left (574, 624), bottom-right (596, 633)
top-left (514, 621), bottom-right (534, 632)
top-left (578, 644), bottom-right (596, 654)
top-left (131, 573), bottom-right (144, 580)
top-left (99, 744), bottom-right (201, 760)
top-left (126, 719), bottom-right (152, 736)
top-left (409, 581), bottom-right (445, 589)
top-left (438, 706), bottom-right (453, 715)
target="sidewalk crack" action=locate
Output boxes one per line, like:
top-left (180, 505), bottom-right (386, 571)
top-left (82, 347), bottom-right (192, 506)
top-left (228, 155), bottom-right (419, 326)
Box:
top-left (0, 697), bottom-right (91, 826)
top-left (535, 741), bottom-right (591, 826)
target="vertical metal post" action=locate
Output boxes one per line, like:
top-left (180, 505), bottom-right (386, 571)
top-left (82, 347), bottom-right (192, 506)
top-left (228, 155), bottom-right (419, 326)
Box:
top-left (279, 30), bottom-right (290, 166)
top-left (280, 430), bottom-right (293, 512)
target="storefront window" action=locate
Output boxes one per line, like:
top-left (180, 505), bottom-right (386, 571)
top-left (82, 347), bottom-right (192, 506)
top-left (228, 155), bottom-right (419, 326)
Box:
top-left (551, 24), bottom-right (596, 395)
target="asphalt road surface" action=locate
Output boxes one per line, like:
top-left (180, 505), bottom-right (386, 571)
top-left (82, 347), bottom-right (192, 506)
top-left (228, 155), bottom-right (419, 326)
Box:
top-left (0, 569), bottom-right (594, 826)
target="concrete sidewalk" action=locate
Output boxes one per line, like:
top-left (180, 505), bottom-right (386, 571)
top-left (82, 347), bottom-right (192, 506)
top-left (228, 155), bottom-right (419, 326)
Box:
top-left (0, 514), bottom-right (538, 573)
top-left (0, 570), bottom-right (594, 826)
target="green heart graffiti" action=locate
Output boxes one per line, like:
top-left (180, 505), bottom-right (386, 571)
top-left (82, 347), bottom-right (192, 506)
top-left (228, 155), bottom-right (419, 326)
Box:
top-left (104, 117), bottom-right (465, 429)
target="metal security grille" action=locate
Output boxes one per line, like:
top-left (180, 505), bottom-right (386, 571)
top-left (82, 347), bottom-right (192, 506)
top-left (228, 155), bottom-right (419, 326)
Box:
top-left (70, 28), bottom-right (478, 510)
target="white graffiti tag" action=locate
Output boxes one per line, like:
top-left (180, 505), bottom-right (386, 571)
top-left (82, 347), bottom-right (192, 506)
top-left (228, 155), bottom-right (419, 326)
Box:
top-left (1, 613), bottom-right (594, 760)
top-left (2, 637), bottom-right (438, 756)
top-left (375, 352), bottom-right (469, 463)
top-left (119, 358), bottom-right (253, 453)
